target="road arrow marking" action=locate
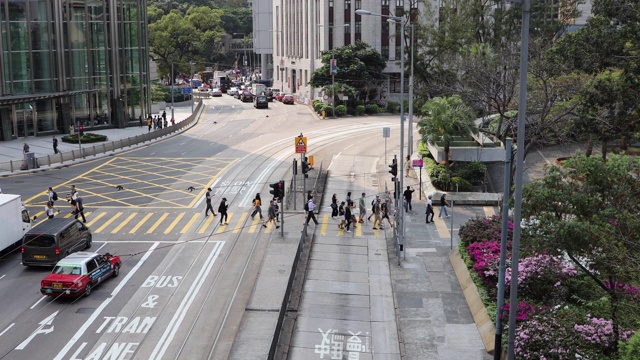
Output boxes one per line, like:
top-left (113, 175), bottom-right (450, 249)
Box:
top-left (15, 311), bottom-right (59, 350)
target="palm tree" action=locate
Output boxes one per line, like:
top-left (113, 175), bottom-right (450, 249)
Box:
top-left (418, 95), bottom-right (478, 172)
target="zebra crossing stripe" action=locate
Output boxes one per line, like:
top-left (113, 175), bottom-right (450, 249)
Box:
top-left (112, 213), bottom-right (137, 234)
top-left (146, 213), bottom-right (169, 234)
top-left (181, 213), bottom-right (201, 234)
top-left (199, 213), bottom-right (215, 234)
top-left (95, 212), bottom-right (123, 233)
top-left (164, 213), bottom-right (185, 234)
top-left (130, 213), bottom-right (153, 234)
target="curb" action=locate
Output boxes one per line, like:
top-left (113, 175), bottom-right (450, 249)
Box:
top-left (449, 248), bottom-right (496, 355)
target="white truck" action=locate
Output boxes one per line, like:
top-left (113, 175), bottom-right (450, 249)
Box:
top-left (252, 83), bottom-right (266, 97)
top-left (0, 194), bottom-right (33, 253)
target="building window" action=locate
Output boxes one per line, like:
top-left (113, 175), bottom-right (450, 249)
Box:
top-left (345, 0), bottom-right (350, 9)
top-left (355, 22), bottom-right (361, 34)
top-left (382, 0), bottom-right (389, 7)
top-left (389, 73), bottom-right (401, 93)
top-left (356, 0), bottom-right (362, 9)
top-left (410, 0), bottom-right (418, 9)
top-left (395, 45), bottom-right (401, 59)
top-left (329, 0), bottom-right (333, 7)
top-left (381, 46), bottom-right (389, 58)
top-left (396, 0), bottom-right (404, 6)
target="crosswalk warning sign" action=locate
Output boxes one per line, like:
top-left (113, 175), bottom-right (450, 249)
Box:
top-left (295, 136), bottom-right (307, 154)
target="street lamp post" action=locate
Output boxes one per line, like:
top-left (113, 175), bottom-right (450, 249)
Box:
top-left (356, 9), bottom-right (406, 251)
top-left (318, 24), bottom-right (349, 118)
top-left (171, 62), bottom-right (175, 122)
top-left (408, 24), bottom-right (415, 156)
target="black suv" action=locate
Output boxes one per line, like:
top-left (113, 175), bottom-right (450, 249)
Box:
top-left (254, 95), bottom-right (268, 109)
top-left (265, 89), bottom-right (274, 101)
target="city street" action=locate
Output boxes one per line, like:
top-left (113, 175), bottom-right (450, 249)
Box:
top-left (0, 95), bottom-right (403, 359)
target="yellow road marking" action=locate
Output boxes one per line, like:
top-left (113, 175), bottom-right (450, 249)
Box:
top-left (112, 213), bottom-right (137, 234)
top-left (95, 212), bottom-right (122, 233)
top-left (164, 213), bottom-right (185, 234)
top-left (34, 211), bottom-right (45, 219)
top-left (147, 213), bottom-right (169, 234)
top-left (373, 228), bottom-right (379, 237)
top-left (181, 213), bottom-right (201, 234)
top-left (216, 213), bottom-right (233, 233)
top-left (355, 222), bottom-right (363, 237)
top-left (320, 215), bottom-right (329, 235)
top-left (85, 212), bottom-right (105, 228)
top-left (186, 159), bottom-right (240, 208)
top-left (435, 218), bottom-right (451, 238)
top-left (248, 216), bottom-right (260, 233)
top-left (338, 220), bottom-right (345, 236)
top-left (200, 214), bottom-right (216, 234)
top-left (484, 206), bottom-right (496, 218)
top-left (233, 212), bottom-right (247, 233)
top-left (130, 213), bottom-right (153, 233)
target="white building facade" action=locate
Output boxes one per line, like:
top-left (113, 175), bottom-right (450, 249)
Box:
top-left (267, 0), bottom-right (433, 104)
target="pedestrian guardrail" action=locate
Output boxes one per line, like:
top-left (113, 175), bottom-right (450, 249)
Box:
top-left (0, 101), bottom-right (204, 173)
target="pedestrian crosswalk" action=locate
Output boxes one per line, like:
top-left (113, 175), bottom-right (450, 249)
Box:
top-left (29, 210), bottom-right (384, 237)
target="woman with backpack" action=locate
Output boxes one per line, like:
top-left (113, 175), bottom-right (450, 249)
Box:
top-left (344, 201), bottom-right (353, 233)
top-left (331, 194), bottom-right (338, 218)
top-left (218, 198), bottom-right (229, 225)
top-left (251, 193), bottom-right (263, 220)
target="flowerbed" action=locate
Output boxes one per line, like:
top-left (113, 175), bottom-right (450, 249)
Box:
top-left (459, 215), bottom-right (639, 359)
top-left (61, 133), bottom-right (108, 144)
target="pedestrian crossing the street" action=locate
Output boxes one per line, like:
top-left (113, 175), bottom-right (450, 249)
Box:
top-left (28, 209), bottom-right (383, 238)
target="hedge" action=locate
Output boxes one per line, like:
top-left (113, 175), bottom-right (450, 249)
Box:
top-left (335, 104), bottom-right (347, 117)
top-left (61, 133), bottom-right (108, 144)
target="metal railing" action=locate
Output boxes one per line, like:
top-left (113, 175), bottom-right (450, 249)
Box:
top-left (0, 101), bottom-right (204, 173)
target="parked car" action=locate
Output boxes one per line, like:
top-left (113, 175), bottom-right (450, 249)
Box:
top-left (22, 218), bottom-right (92, 267)
top-left (282, 95), bottom-right (295, 105)
top-left (275, 92), bottom-right (286, 101)
top-left (211, 88), bottom-right (222, 97)
top-left (254, 95), bottom-right (268, 109)
top-left (40, 252), bottom-right (121, 298)
top-left (227, 87), bottom-right (238, 96)
top-left (240, 91), bottom-right (253, 102)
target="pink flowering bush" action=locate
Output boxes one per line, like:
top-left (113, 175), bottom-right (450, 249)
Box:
top-left (514, 308), bottom-right (586, 359)
top-left (604, 280), bottom-right (640, 301)
top-left (466, 241), bottom-right (503, 288)
top-left (505, 252), bottom-right (577, 304)
top-left (574, 315), bottom-right (635, 349)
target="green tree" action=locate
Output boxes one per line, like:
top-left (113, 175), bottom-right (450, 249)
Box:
top-left (309, 41), bottom-right (387, 102)
top-left (417, 95), bottom-right (478, 172)
top-left (521, 154), bottom-right (640, 355)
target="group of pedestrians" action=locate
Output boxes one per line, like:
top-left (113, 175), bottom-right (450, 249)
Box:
top-left (44, 185), bottom-right (86, 222)
top-left (204, 190), bottom-right (279, 229)
top-left (328, 191), bottom-right (394, 233)
top-left (147, 111), bottom-right (169, 131)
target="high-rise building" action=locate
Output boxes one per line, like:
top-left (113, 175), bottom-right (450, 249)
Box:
top-left (0, 0), bottom-right (151, 141)
top-left (268, 0), bottom-right (431, 104)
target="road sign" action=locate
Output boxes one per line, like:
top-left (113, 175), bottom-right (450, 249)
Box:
top-left (412, 159), bottom-right (424, 168)
top-left (295, 136), bottom-right (307, 154)
top-left (181, 87), bottom-right (192, 94)
top-left (383, 127), bottom-right (390, 138)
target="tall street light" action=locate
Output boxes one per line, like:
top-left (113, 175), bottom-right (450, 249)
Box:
top-left (357, 8), bottom-right (406, 250)
top-left (506, 0), bottom-right (530, 359)
top-left (318, 23), bottom-right (349, 118)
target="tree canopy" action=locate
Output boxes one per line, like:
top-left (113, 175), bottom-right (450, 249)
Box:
top-left (309, 41), bottom-right (387, 101)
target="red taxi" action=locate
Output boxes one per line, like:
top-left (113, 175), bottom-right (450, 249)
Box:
top-left (40, 252), bottom-right (121, 298)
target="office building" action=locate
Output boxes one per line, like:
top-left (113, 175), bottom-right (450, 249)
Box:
top-left (0, 0), bottom-right (151, 141)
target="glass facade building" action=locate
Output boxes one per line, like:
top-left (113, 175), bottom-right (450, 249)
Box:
top-left (0, 0), bottom-right (150, 141)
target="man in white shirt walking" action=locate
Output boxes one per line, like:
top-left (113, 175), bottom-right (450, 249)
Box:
top-left (305, 196), bottom-right (319, 225)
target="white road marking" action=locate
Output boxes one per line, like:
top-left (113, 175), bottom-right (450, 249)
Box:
top-left (0, 274), bottom-right (5, 280)
top-left (149, 241), bottom-right (224, 360)
top-left (30, 296), bottom-right (47, 310)
top-left (0, 323), bottom-right (14, 337)
top-left (95, 242), bottom-right (108, 253)
top-left (53, 242), bottom-right (159, 360)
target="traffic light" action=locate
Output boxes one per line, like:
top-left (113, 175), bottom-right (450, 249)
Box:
top-left (269, 182), bottom-right (280, 197)
top-left (278, 180), bottom-right (285, 199)
top-left (301, 160), bottom-right (310, 176)
top-left (389, 158), bottom-right (398, 179)
top-left (79, 125), bottom-right (84, 136)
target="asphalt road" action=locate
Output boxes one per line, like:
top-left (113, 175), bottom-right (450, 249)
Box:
top-left (0, 95), bottom-right (404, 360)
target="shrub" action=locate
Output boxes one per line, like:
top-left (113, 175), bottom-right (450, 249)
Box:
top-left (61, 133), bottom-right (108, 144)
top-left (321, 105), bottom-right (334, 117)
top-left (335, 104), bottom-right (347, 117)
top-left (466, 241), bottom-right (502, 288)
top-left (355, 105), bottom-right (365, 116)
top-left (313, 100), bottom-right (323, 113)
top-left (450, 177), bottom-right (473, 191)
top-left (347, 107), bottom-right (357, 115)
top-left (505, 252), bottom-right (577, 303)
top-left (459, 215), bottom-right (512, 247)
top-left (386, 101), bottom-right (400, 114)
top-left (365, 104), bottom-right (380, 114)
top-left (453, 162), bottom-right (487, 186)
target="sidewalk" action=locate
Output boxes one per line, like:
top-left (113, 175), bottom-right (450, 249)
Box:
top-left (288, 154), bottom-right (493, 360)
top-left (0, 104), bottom-right (198, 177)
